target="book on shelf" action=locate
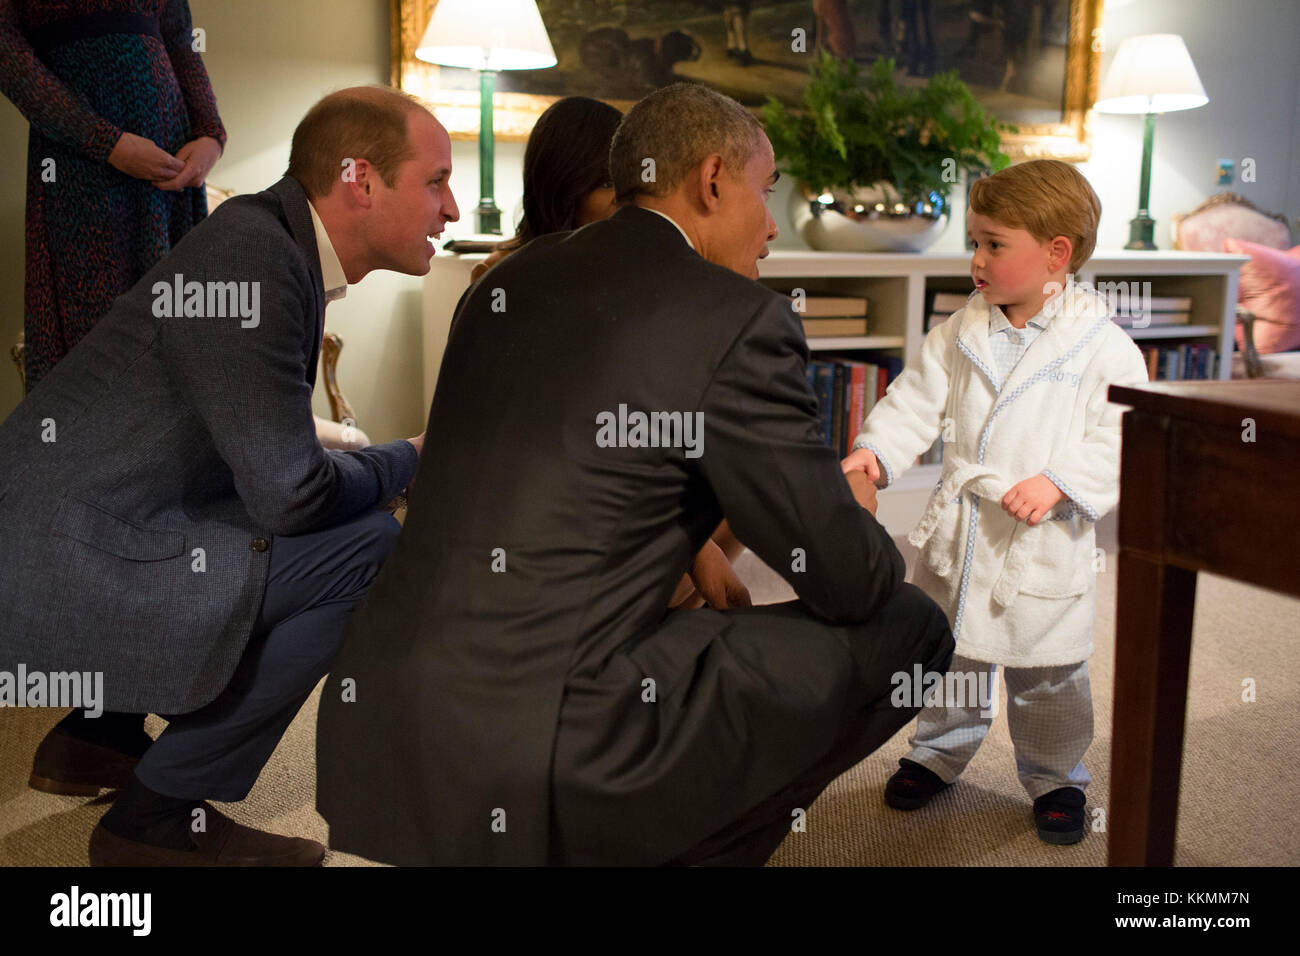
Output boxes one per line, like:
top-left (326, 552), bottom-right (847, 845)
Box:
top-left (1112, 311), bottom-right (1191, 328)
top-left (924, 291), bottom-right (974, 332)
top-left (790, 295), bottom-right (869, 317)
top-left (930, 291), bottom-right (974, 313)
top-left (807, 353), bottom-right (903, 457)
top-left (802, 317), bottom-right (869, 337)
top-left (1138, 342), bottom-right (1219, 381)
top-left (1144, 296), bottom-right (1193, 311)
top-left (829, 363), bottom-right (845, 456)
top-left (1088, 288), bottom-right (1194, 316)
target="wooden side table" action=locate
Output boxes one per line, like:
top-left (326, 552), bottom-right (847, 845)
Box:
top-left (1107, 380), bottom-right (1300, 866)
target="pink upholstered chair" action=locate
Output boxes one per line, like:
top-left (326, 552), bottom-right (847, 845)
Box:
top-left (1172, 193), bottom-right (1299, 377)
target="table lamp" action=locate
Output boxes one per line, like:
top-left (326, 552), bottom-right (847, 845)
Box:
top-left (1093, 34), bottom-right (1208, 250)
top-left (415, 0), bottom-right (557, 235)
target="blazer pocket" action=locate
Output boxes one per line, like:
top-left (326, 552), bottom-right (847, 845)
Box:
top-left (50, 495), bottom-right (186, 562)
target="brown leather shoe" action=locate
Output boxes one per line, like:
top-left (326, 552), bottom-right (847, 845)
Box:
top-left (89, 805), bottom-right (326, 866)
top-left (29, 729), bottom-right (142, 796)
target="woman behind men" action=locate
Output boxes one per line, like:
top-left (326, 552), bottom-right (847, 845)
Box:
top-left (0, 0), bottom-right (225, 391)
top-left (471, 96), bottom-right (621, 282)
top-left (473, 95), bottom-right (745, 608)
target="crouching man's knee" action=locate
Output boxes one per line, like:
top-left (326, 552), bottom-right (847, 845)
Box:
top-left (335, 510), bottom-right (403, 599)
top-left (884, 582), bottom-right (955, 672)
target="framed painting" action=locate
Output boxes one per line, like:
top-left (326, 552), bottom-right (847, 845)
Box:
top-left (392, 0), bottom-right (1104, 160)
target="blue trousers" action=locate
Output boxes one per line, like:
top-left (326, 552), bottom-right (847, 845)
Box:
top-left (134, 508), bottom-right (401, 801)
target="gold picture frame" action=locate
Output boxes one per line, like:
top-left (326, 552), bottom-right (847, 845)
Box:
top-left (391, 0), bottom-right (1104, 161)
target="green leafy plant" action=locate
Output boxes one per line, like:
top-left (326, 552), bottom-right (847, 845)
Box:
top-left (763, 52), bottom-right (1015, 204)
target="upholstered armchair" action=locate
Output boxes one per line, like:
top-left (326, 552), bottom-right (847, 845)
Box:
top-left (1172, 193), bottom-right (1298, 378)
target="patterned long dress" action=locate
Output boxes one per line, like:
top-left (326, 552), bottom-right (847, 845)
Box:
top-left (0, 0), bottom-right (226, 391)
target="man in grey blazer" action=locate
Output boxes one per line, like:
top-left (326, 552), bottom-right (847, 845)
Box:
top-left (316, 84), bottom-right (954, 865)
top-left (0, 86), bottom-right (458, 865)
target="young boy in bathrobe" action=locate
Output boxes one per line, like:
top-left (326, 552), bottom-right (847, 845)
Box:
top-left (841, 159), bottom-right (1150, 844)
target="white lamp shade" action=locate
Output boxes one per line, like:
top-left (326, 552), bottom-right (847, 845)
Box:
top-left (415, 0), bottom-right (557, 71)
top-left (1094, 34), bottom-right (1208, 114)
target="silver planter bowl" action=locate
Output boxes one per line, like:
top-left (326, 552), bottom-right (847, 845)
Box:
top-left (790, 182), bottom-right (949, 253)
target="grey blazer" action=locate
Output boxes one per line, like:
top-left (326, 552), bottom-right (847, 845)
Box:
top-left (0, 176), bottom-right (418, 714)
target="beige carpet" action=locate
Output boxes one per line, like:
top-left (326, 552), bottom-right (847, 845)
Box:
top-left (3, 514), bottom-right (1298, 866)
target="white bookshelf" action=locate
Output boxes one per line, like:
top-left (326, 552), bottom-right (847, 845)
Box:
top-left (759, 248), bottom-right (1248, 367)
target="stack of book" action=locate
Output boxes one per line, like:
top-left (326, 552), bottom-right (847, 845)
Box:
top-left (805, 352), bottom-right (903, 457)
top-left (925, 291), bottom-right (974, 332)
top-left (1138, 343), bottom-right (1220, 380)
top-left (792, 295), bottom-right (870, 337)
top-left (1110, 294), bottom-right (1192, 329)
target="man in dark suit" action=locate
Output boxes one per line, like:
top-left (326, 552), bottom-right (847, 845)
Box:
top-left (316, 83), bottom-right (955, 865)
top-left (0, 86), bottom-right (459, 865)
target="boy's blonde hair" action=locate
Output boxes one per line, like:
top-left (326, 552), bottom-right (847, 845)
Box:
top-left (968, 159), bottom-right (1100, 274)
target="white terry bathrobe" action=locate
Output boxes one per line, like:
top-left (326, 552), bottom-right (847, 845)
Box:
top-left (854, 286), bottom-right (1150, 667)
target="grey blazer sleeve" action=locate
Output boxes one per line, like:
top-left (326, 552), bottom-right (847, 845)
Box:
top-left (697, 295), bottom-right (905, 624)
top-left (156, 236), bottom-right (418, 536)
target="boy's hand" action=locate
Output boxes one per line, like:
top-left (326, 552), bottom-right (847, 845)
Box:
top-left (841, 446), bottom-right (881, 483)
top-left (1001, 474), bottom-right (1064, 526)
top-left (845, 468), bottom-right (879, 516)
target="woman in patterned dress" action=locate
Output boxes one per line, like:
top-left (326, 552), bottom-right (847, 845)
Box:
top-left (0, 0), bottom-right (225, 391)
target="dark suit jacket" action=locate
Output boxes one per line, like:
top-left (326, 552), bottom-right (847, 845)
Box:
top-left (0, 176), bottom-right (418, 714)
top-left (315, 205), bottom-right (905, 865)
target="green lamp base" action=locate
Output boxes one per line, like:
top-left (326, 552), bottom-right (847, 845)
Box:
top-left (476, 200), bottom-right (502, 236)
top-left (1124, 213), bottom-right (1157, 251)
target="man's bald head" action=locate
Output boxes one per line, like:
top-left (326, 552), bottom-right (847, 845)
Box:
top-left (287, 86), bottom-right (436, 198)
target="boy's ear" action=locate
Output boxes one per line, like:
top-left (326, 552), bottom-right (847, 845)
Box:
top-left (1048, 236), bottom-right (1073, 273)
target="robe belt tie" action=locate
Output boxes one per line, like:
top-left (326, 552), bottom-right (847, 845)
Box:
top-left (906, 458), bottom-right (1034, 609)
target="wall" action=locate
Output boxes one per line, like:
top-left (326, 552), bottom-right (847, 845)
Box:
top-left (1075, 0), bottom-right (1300, 253)
top-left (1, 0), bottom-right (1296, 435)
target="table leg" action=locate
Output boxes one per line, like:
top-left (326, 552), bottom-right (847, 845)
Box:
top-left (1108, 550), bottom-right (1197, 866)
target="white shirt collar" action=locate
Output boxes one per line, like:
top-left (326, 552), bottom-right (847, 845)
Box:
top-left (307, 201), bottom-right (348, 303)
top-left (643, 207), bottom-right (695, 251)
top-left (989, 303), bottom-right (1050, 333)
